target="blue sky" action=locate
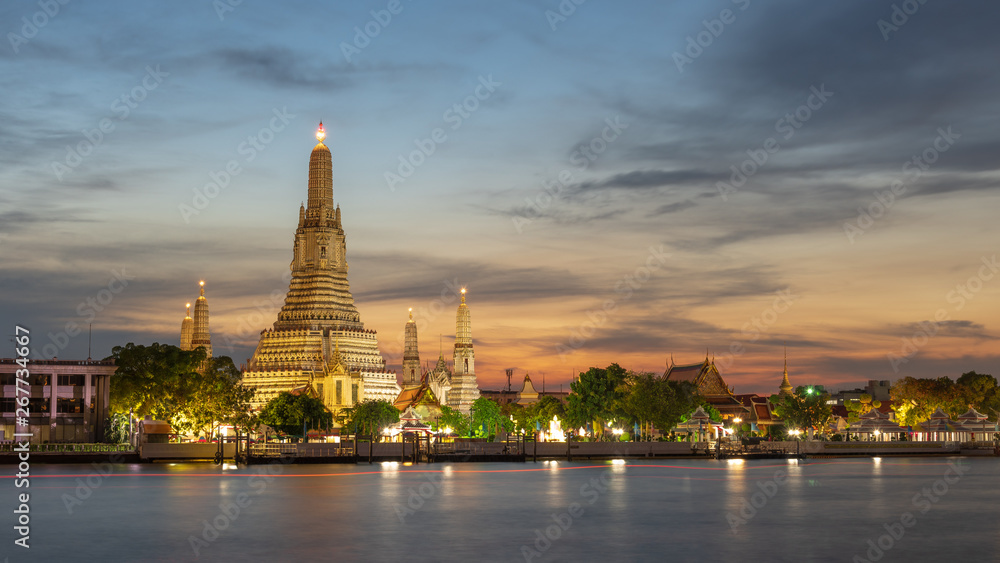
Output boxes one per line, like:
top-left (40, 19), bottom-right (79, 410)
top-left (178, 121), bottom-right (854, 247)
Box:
top-left (2, 0), bottom-right (998, 393)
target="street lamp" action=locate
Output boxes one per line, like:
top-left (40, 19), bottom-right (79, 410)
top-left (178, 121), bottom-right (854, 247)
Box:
top-left (733, 417), bottom-right (742, 441)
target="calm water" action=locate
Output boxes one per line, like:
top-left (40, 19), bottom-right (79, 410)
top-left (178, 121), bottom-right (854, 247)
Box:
top-left (3, 457), bottom-right (999, 562)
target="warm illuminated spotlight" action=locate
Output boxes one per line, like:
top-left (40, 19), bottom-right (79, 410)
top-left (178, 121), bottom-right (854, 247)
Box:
top-left (611, 459), bottom-right (626, 465)
top-left (316, 121), bottom-right (326, 142)
top-left (873, 457), bottom-right (882, 464)
top-left (726, 458), bottom-right (745, 465)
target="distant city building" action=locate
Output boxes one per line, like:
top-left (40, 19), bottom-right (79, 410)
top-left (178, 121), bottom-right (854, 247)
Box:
top-left (0, 358), bottom-right (113, 442)
top-left (828, 380), bottom-right (892, 406)
top-left (241, 123), bottom-right (398, 411)
top-left (866, 379), bottom-right (892, 402)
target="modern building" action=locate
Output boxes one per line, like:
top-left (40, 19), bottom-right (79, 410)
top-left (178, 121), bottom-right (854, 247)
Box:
top-left (0, 358), bottom-right (113, 442)
top-left (241, 123), bottom-right (399, 411)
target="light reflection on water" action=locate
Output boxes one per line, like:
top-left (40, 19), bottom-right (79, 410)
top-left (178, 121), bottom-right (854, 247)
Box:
top-left (2, 457), bottom-right (996, 562)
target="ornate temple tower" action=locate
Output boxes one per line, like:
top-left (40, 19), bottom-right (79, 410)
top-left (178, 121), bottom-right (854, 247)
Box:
top-left (448, 288), bottom-right (480, 413)
top-left (242, 123), bottom-right (398, 410)
top-left (779, 347), bottom-right (793, 396)
top-left (179, 303), bottom-right (193, 351)
top-left (402, 308), bottom-right (421, 387)
top-left (191, 281), bottom-right (212, 358)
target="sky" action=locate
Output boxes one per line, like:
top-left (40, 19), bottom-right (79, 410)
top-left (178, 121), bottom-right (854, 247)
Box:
top-left (1, 0), bottom-right (998, 395)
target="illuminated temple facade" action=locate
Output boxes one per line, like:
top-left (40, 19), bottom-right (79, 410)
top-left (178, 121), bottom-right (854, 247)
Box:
top-left (241, 124), bottom-right (399, 411)
top-left (663, 356), bottom-right (749, 421)
top-left (395, 290), bottom-right (481, 415)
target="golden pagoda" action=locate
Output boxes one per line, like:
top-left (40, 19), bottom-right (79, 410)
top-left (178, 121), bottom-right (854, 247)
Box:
top-left (191, 281), bottom-right (212, 358)
top-left (241, 123), bottom-right (399, 411)
top-left (179, 302), bottom-right (193, 351)
top-left (779, 346), bottom-right (794, 396)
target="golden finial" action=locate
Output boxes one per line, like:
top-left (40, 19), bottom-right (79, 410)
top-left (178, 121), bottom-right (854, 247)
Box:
top-left (185, 303), bottom-right (191, 316)
top-left (408, 307), bottom-right (413, 321)
top-left (316, 121), bottom-right (326, 143)
top-left (461, 287), bottom-right (466, 304)
top-left (199, 280), bottom-right (205, 297)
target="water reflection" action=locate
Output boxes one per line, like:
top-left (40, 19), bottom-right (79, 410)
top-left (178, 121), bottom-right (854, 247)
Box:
top-left (6, 458), bottom-right (997, 562)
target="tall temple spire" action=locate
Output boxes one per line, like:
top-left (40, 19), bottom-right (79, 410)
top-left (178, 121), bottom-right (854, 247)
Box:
top-left (180, 303), bottom-right (193, 351)
top-left (779, 344), bottom-right (793, 395)
top-left (191, 281), bottom-right (212, 358)
top-left (449, 288), bottom-right (480, 413)
top-left (402, 308), bottom-right (420, 387)
top-left (242, 124), bottom-right (399, 411)
top-left (307, 122), bottom-right (333, 213)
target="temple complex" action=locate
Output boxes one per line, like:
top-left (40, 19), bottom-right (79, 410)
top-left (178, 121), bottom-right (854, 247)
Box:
top-left (392, 290), bottom-right (480, 415)
top-left (241, 123), bottom-right (399, 411)
top-left (663, 355), bottom-right (748, 421)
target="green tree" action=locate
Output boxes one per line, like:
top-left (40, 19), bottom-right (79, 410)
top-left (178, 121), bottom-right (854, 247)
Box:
top-left (845, 394), bottom-right (874, 426)
top-left (437, 405), bottom-right (471, 436)
top-left (470, 397), bottom-right (512, 438)
top-left (103, 412), bottom-right (131, 444)
top-left (339, 399), bottom-right (399, 441)
top-left (108, 342), bottom-right (206, 427)
top-left (957, 371), bottom-right (999, 419)
top-left (620, 373), bottom-right (700, 434)
top-left (890, 376), bottom-right (963, 426)
top-left (259, 391), bottom-right (334, 439)
top-left (187, 356), bottom-right (257, 438)
top-left (566, 364), bottom-right (629, 436)
top-left (769, 385), bottom-right (833, 435)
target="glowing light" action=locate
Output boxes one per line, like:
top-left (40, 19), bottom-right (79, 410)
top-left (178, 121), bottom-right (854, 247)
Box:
top-left (461, 288), bottom-right (466, 295)
top-left (199, 280), bottom-right (204, 287)
top-left (611, 459), bottom-right (626, 465)
top-left (185, 302), bottom-right (191, 308)
top-left (443, 427), bottom-right (453, 435)
top-left (316, 121), bottom-right (326, 142)
top-left (726, 458), bottom-right (745, 465)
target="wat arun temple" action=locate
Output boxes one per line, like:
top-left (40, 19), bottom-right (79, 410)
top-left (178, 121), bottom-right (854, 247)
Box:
top-left (237, 124), bottom-right (480, 415)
